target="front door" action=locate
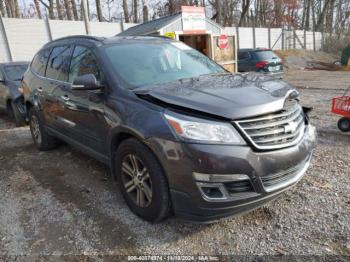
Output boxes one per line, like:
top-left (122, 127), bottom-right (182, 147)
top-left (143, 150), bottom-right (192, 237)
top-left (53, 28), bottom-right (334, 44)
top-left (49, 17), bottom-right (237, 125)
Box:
top-left (64, 45), bottom-right (108, 155)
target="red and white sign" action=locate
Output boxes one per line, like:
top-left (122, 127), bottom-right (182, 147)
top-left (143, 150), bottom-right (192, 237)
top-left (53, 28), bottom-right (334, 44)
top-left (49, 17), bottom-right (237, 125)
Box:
top-left (181, 6), bottom-right (206, 34)
top-left (217, 34), bottom-right (229, 49)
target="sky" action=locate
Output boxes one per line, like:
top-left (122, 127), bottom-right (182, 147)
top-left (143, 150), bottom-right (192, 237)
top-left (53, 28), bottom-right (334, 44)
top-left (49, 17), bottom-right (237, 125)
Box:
top-left (17, 0), bottom-right (167, 21)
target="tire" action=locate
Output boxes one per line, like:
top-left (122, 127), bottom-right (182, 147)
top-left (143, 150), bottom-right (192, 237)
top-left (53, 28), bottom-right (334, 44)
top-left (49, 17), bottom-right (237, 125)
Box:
top-left (7, 100), bottom-right (26, 127)
top-left (115, 138), bottom-right (171, 222)
top-left (337, 117), bottom-right (350, 132)
top-left (29, 107), bottom-right (59, 151)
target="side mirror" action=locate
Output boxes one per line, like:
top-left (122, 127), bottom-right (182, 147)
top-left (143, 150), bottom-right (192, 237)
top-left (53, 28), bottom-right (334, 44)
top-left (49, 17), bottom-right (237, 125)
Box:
top-left (71, 74), bottom-right (101, 91)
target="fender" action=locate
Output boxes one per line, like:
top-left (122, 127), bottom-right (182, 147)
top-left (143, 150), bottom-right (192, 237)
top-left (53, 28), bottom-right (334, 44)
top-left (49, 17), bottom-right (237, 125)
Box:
top-left (107, 125), bottom-right (148, 178)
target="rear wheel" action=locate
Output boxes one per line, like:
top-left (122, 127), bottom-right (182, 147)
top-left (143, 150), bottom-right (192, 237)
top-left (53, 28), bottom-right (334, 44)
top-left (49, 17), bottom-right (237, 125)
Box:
top-left (29, 107), bottom-right (59, 151)
top-left (115, 138), bottom-right (171, 222)
top-left (337, 117), bottom-right (350, 132)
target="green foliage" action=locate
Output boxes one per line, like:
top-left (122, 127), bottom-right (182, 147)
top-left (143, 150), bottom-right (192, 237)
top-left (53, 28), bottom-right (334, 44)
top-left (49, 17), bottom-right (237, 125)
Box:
top-left (341, 44), bottom-right (350, 65)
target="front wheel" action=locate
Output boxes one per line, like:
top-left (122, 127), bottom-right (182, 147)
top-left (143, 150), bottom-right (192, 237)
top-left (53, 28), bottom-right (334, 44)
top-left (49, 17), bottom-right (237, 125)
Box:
top-left (115, 138), bottom-right (171, 222)
top-left (337, 117), bottom-right (350, 132)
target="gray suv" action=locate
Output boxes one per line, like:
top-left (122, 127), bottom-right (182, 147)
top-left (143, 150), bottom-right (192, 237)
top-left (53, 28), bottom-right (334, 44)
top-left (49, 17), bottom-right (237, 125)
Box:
top-left (21, 36), bottom-right (316, 222)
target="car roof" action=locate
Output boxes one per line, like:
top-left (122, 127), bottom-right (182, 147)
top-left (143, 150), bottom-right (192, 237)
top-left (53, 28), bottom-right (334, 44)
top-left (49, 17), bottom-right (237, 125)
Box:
top-left (42, 35), bottom-right (173, 49)
top-left (239, 48), bottom-right (273, 52)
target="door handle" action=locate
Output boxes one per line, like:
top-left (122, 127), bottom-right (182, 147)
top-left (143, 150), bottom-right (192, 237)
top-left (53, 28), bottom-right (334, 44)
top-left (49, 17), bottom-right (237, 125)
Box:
top-left (61, 95), bottom-right (70, 101)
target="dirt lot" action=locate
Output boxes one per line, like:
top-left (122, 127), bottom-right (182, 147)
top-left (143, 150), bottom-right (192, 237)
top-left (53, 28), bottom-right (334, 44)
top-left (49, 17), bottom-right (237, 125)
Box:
top-left (0, 70), bottom-right (349, 259)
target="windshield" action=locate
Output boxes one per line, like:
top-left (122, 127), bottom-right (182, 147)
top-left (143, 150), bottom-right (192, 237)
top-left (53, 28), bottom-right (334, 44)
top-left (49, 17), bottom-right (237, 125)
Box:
top-left (104, 42), bottom-right (225, 88)
top-left (4, 64), bottom-right (28, 81)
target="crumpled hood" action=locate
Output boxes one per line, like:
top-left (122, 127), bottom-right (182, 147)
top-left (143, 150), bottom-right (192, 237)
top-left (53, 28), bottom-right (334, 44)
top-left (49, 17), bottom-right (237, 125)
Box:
top-left (134, 73), bottom-right (299, 120)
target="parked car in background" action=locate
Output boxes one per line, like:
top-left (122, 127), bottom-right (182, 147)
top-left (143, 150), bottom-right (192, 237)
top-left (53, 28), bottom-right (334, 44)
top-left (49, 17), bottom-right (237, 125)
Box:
top-left (238, 48), bottom-right (284, 78)
top-left (22, 35), bottom-right (316, 223)
top-left (0, 62), bottom-right (29, 126)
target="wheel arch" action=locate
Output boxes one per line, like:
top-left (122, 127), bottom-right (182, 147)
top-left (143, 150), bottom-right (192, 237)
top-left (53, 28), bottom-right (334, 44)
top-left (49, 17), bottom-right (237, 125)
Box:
top-left (109, 128), bottom-right (169, 184)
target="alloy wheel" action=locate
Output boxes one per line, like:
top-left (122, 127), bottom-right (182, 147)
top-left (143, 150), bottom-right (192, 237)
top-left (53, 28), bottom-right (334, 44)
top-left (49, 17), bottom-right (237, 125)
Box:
top-left (121, 154), bottom-right (153, 208)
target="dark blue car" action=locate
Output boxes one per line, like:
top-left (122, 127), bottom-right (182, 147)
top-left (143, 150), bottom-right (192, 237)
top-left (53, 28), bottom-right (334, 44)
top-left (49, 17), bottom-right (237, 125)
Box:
top-left (238, 49), bottom-right (284, 78)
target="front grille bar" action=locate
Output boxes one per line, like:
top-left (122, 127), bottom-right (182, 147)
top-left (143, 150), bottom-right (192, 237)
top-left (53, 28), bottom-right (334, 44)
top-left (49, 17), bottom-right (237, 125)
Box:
top-left (235, 104), bottom-right (306, 150)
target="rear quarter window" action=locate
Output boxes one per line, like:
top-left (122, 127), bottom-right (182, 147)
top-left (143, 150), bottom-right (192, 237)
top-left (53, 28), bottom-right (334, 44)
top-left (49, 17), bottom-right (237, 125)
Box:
top-left (31, 48), bottom-right (51, 76)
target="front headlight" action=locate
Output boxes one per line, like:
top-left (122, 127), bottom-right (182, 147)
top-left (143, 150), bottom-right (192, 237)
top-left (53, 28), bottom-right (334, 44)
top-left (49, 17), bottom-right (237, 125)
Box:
top-left (164, 113), bottom-right (244, 144)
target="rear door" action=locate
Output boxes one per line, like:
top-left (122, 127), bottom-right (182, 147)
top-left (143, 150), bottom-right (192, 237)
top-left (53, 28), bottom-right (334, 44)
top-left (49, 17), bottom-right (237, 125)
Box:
top-left (45, 45), bottom-right (74, 131)
top-left (27, 48), bottom-right (53, 123)
top-left (237, 51), bottom-right (252, 72)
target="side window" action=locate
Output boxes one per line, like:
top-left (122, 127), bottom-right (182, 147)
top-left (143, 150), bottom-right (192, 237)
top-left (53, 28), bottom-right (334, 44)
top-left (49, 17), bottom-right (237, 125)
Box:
top-left (31, 48), bottom-right (51, 76)
top-left (69, 46), bottom-right (101, 83)
top-left (46, 45), bottom-right (73, 81)
top-left (238, 52), bottom-right (250, 60)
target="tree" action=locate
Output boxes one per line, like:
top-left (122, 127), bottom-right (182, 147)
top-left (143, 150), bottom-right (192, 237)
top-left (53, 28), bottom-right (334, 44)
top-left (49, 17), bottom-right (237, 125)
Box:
top-left (56, 0), bottom-right (63, 19)
top-left (64, 0), bottom-right (73, 20)
top-left (315, 0), bottom-right (332, 31)
top-left (143, 4), bottom-right (149, 22)
top-left (95, 0), bottom-right (103, 21)
top-left (71, 0), bottom-right (79, 20)
top-left (48, 0), bottom-right (55, 19)
top-left (0, 0), bottom-right (5, 16)
top-left (239, 0), bottom-right (251, 26)
top-left (33, 0), bottom-right (42, 18)
top-left (122, 0), bottom-right (130, 22)
top-left (133, 0), bottom-right (138, 23)
top-left (13, 0), bottom-right (20, 17)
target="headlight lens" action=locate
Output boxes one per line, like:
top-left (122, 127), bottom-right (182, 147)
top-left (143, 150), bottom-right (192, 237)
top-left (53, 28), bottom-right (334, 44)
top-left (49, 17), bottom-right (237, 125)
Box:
top-left (164, 113), bottom-right (244, 144)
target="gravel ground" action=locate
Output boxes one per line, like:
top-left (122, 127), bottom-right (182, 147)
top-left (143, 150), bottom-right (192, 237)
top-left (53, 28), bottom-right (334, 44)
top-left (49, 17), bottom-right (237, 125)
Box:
top-left (0, 70), bottom-right (349, 259)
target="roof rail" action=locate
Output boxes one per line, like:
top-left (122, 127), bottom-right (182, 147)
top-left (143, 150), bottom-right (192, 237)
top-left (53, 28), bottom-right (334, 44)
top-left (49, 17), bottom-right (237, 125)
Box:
top-left (114, 34), bottom-right (172, 40)
top-left (44, 35), bottom-right (105, 46)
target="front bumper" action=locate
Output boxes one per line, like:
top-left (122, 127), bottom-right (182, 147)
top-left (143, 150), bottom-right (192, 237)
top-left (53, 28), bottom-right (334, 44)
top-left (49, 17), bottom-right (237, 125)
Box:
top-left (148, 125), bottom-right (316, 222)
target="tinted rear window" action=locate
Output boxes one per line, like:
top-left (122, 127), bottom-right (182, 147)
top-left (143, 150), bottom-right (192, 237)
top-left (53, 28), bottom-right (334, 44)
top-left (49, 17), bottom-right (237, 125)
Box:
top-left (31, 49), bottom-right (51, 76)
top-left (4, 64), bottom-right (28, 81)
top-left (254, 51), bottom-right (278, 60)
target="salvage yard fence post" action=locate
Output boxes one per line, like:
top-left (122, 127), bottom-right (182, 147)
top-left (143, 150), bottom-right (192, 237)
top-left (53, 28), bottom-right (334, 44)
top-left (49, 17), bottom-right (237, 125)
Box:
top-left (0, 15), bottom-right (12, 62)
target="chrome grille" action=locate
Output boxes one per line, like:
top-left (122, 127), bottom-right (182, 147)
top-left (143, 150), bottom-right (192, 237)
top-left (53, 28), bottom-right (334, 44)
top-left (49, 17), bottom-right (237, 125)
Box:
top-left (235, 104), bottom-right (306, 150)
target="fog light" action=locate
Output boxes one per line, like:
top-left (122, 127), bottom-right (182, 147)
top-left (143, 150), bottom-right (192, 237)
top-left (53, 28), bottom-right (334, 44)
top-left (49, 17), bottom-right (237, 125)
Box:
top-left (201, 187), bottom-right (223, 198)
top-left (193, 172), bottom-right (250, 183)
